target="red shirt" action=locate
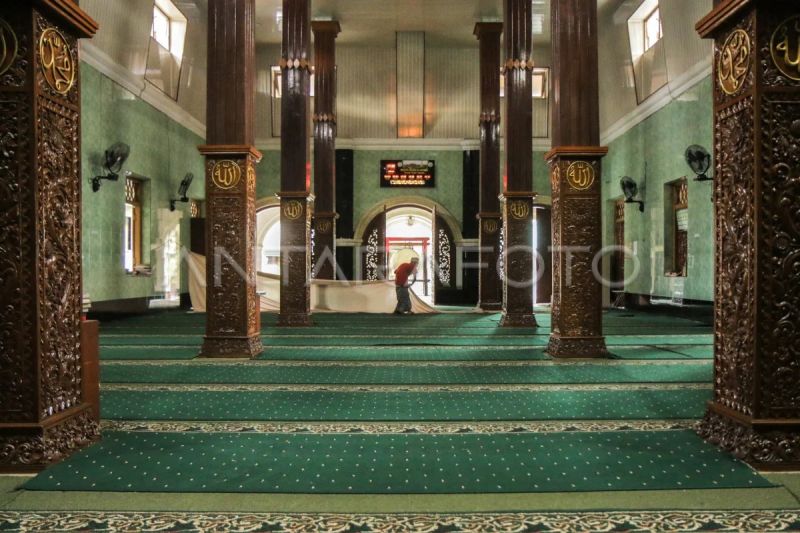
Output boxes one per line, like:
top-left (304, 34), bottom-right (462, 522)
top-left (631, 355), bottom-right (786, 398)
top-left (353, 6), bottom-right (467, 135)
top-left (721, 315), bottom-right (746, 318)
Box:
top-left (394, 262), bottom-right (416, 287)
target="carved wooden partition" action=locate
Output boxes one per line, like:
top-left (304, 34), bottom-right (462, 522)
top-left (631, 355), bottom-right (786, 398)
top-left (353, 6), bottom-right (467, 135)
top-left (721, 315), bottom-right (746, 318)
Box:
top-left (0, 0), bottom-right (99, 471)
top-left (695, 0), bottom-right (800, 470)
top-left (432, 209), bottom-right (458, 305)
top-left (361, 207), bottom-right (387, 281)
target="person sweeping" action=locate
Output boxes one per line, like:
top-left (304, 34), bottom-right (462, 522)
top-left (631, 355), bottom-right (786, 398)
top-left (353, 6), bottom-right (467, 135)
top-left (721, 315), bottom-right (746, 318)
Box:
top-left (393, 257), bottom-right (419, 315)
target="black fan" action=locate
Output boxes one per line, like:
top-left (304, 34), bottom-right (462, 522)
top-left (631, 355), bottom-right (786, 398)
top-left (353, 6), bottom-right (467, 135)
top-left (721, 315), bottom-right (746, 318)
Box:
top-left (170, 173), bottom-right (194, 211)
top-left (620, 176), bottom-right (645, 212)
top-left (91, 142), bottom-right (130, 192)
top-left (685, 145), bottom-right (712, 181)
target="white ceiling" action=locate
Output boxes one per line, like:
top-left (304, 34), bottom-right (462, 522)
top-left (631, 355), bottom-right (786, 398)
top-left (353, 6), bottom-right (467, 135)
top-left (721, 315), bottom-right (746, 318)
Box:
top-left (254, 0), bottom-right (551, 46)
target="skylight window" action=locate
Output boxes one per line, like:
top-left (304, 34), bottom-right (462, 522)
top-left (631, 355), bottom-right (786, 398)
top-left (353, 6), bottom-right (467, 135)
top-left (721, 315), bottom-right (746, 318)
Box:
top-left (644, 8), bottom-right (662, 52)
top-left (151, 5), bottom-right (171, 50)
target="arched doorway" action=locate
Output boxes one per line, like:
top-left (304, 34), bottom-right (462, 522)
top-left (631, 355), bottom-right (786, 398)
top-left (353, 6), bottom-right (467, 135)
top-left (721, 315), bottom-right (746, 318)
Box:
top-left (355, 198), bottom-right (461, 306)
top-left (256, 201), bottom-right (281, 275)
top-left (386, 206), bottom-right (434, 303)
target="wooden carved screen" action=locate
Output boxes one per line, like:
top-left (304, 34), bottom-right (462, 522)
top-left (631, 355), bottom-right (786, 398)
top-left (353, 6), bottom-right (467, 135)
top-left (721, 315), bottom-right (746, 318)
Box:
top-left (361, 206), bottom-right (386, 280)
top-left (432, 207), bottom-right (458, 305)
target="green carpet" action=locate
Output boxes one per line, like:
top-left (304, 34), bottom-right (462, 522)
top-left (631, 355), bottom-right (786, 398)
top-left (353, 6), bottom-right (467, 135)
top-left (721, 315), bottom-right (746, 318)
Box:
top-left (100, 346), bottom-right (199, 360)
top-left (100, 388), bottom-right (711, 421)
top-left (101, 362), bottom-right (712, 385)
top-left (100, 334), bottom-right (711, 348)
top-left (24, 430), bottom-right (770, 494)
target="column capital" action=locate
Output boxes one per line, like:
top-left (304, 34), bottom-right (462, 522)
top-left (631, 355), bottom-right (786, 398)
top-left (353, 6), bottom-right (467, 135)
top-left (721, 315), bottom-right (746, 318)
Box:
top-left (499, 191), bottom-right (537, 201)
top-left (545, 146), bottom-right (608, 162)
top-left (696, 0), bottom-right (753, 38)
top-left (473, 21), bottom-right (502, 38)
top-left (198, 144), bottom-right (263, 161)
top-left (34, 0), bottom-right (99, 37)
top-left (278, 191), bottom-right (315, 201)
top-left (311, 20), bottom-right (341, 35)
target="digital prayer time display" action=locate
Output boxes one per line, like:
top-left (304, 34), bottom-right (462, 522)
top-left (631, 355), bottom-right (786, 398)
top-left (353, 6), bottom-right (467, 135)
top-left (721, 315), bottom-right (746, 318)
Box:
top-left (380, 160), bottom-right (435, 188)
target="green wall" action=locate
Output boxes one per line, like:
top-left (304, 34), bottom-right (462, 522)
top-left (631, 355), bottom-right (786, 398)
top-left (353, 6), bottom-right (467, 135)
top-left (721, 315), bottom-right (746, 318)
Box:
top-left (255, 149), bottom-right (552, 235)
top-left (602, 76), bottom-right (714, 302)
top-left (81, 63), bottom-right (206, 304)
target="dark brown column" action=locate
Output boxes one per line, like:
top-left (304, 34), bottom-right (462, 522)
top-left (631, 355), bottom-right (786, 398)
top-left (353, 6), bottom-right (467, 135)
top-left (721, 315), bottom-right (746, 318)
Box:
top-left (0, 0), bottom-right (99, 471)
top-left (311, 20), bottom-right (340, 280)
top-left (279, 0), bottom-right (313, 326)
top-left (499, 0), bottom-right (537, 327)
top-left (199, 0), bottom-right (262, 358)
top-left (474, 22), bottom-right (503, 312)
top-left (545, 0), bottom-right (608, 358)
top-left (695, 0), bottom-right (800, 470)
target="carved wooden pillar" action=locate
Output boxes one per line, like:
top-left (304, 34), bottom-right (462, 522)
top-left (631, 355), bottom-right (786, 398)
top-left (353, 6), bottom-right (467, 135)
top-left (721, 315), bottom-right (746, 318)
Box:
top-left (199, 0), bottom-right (262, 358)
top-left (695, 0), bottom-right (800, 470)
top-left (474, 22), bottom-right (503, 312)
top-left (0, 0), bottom-right (99, 472)
top-left (500, 0), bottom-right (537, 327)
top-left (545, 0), bottom-right (608, 358)
top-left (311, 20), bottom-right (340, 280)
top-left (279, 0), bottom-right (313, 326)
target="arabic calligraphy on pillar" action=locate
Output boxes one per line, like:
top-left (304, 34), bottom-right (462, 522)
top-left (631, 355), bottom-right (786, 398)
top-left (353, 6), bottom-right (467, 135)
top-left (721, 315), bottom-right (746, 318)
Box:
top-left (771, 16), bottom-right (800, 81)
top-left (718, 29), bottom-right (751, 95)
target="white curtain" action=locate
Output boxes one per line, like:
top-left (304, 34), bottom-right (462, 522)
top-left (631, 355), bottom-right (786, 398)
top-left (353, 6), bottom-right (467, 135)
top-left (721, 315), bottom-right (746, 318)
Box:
top-left (187, 253), bottom-right (436, 314)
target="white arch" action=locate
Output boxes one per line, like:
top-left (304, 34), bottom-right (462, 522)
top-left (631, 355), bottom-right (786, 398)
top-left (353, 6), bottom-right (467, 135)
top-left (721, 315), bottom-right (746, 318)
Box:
top-left (353, 196), bottom-right (465, 244)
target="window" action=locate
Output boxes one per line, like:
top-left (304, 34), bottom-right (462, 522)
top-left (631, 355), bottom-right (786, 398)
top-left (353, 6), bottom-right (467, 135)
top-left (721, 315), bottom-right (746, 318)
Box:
top-left (124, 178), bottom-right (143, 272)
top-left (146, 0), bottom-right (187, 100)
top-left (665, 179), bottom-right (688, 277)
top-left (644, 8), bottom-right (662, 52)
top-left (627, 0), bottom-right (667, 103)
top-left (151, 5), bottom-right (171, 50)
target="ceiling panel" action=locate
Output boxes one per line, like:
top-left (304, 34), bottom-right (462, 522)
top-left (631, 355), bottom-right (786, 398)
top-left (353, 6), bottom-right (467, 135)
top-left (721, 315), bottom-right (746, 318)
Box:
top-left (255, 0), bottom-right (551, 47)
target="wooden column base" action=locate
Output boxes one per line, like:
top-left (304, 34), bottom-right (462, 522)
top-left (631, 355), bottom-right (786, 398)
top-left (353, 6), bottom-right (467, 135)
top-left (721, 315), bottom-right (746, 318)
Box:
top-left (277, 313), bottom-right (315, 327)
top-left (0, 404), bottom-right (99, 473)
top-left (200, 335), bottom-right (263, 359)
top-left (547, 334), bottom-right (609, 358)
top-left (698, 402), bottom-right (800, 471)
top-left (499, 313), bottom-right (538, 327)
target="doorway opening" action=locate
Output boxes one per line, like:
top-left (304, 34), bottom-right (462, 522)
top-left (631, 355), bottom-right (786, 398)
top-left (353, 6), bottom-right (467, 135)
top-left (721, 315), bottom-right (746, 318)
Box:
top-left (386, 206), bottom-right (434, 304)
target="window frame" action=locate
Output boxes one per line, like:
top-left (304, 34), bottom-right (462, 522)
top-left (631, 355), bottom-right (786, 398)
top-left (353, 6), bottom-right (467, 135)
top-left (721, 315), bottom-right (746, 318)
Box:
top-left (124, 177), bottom-right (144, 272)
top-left (669, 179), bottom-right (688, 278)
top-left (643, 7), bottom-right (662, 53)
top-left (151, 4), bottom-right (171, 51)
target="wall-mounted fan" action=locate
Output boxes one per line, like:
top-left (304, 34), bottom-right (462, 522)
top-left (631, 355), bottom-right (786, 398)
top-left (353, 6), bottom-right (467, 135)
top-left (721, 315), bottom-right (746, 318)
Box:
top-left (91, 142), bottom-right (130, 192)
top-left (170, 173), bottom-right (194, 211)
top-left (685, 145), bottom-right (712, 181)
top-left (620, 176), bottom-right (645, 212)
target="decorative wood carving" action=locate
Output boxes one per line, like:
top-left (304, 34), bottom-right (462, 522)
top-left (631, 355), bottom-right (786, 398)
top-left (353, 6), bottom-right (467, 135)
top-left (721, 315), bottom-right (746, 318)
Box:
top-left (696, 0), bottom-right (800, 470)
top-left (361, 209), bottom-right (386, 282)
top-left (200, 0), bottom-right (262, 356)
top-left (311, 21), bottom-right (340, 280)
top-left (279, 0), bottom-right (313, 326)
top-left (546, 0), bottom-right (607, 357)
top-left (475, 23), bottom-right (503, 311)
top-left (0, 1), bottom-right (99, 472)
top-left (499, 0), bottom-right (536, 327)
